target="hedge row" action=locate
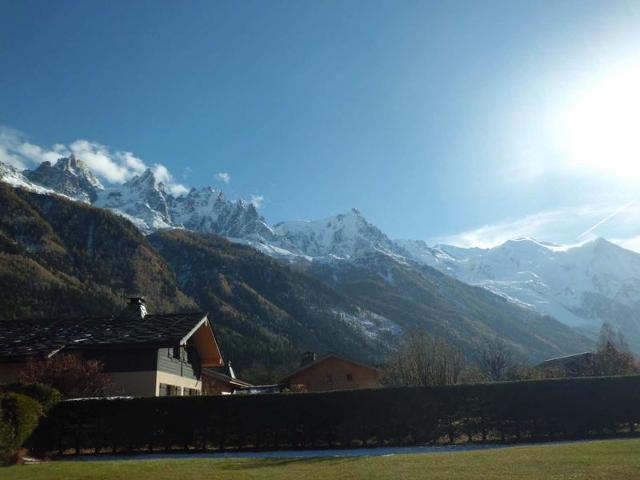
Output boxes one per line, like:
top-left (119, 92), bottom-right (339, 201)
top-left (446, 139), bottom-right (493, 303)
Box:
top-left (1, 382), bottom-right (60, 463)
top-left (30, 375), bottom-right (640, 455)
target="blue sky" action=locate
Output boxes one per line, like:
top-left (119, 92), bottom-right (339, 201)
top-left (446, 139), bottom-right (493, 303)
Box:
top-left (3, 0), bottom-right (640, 249)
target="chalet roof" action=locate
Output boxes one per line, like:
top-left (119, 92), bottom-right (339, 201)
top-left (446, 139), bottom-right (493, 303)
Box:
top-left (0, 312), bottom-right (208, 361)
top-left (202, 368), bottom-right (252, 388)
top-left (537, 351), bottom-right (595, 368)
top-left (279, 353), bottom-right (381, 382)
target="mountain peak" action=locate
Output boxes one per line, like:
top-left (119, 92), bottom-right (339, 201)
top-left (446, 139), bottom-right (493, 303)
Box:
top-left (54, 153), bottom-right (78, 171)
top-left (23, 155), bottom-right (102, 202)
top-left (137, 168), bottom-right (156, 182)
top-left (586, 236), bottom-right (612, 247)
top-left (54, 155), bottom-right (103, 187)
top-left (125, 168), bottom-right (162, 191)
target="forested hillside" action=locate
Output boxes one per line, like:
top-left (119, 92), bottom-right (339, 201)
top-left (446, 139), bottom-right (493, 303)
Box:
top-left (0, 184), bottom-right (194, 318)
top-left (0, 186), bottom-right (387, 379)
top-left (309, 253), bottom-right (592, 362)
top-left (149, 230), bottom-right (388, 378)
top-left (0, 185), bottom-right (593, 380)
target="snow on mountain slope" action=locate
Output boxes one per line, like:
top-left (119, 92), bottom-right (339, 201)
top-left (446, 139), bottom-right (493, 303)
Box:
top-left (273, 208), bottom-right (408, 261)
top-left (0, 156), bottom-right (603, 356)
top-left (4, 155), bottom-right (640, 350)
top-left (1, 157), bottom-right (409, 262)
top-left (395, 239), bottom-right (459, 271)
top-left (26, 155), bottom-right (103, 203)
top-left (172, 187), bottom-right (277, 241)
top-left (0, 161), bottom-right (57, 196)
top-left (94, 169), bottom-right (174, 232)
top-left (400, 237), bottom-right (640, 345)
top-left (0, 157), bottom-right (283, 243)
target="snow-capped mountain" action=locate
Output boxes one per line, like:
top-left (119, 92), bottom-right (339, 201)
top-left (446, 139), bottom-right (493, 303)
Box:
top-left (26, 155), bottom-right (103, 203)
top-left (2, 155), bottom-right (405, 260)
top-left (0, 161), bottom-right (56, 196)
top-left (172, 187), bottom-right (276, 241)
top-left (400, 237), bottom-right (640, 346)
top-left (0, 156), bottom-right (280, 239)
top-left (273, 208), bottom-right (408, 261)
top-left (3, 155), bottom-right (640, 351)
top-left (95, 169), bottom-right (174, 231)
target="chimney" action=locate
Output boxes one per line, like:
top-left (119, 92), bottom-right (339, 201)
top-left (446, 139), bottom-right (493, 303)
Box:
top-left (300, 351), bottom-right (316, 367)
top-left (121, 295), bottom-right (147, 319)
top-left (225, 361), bottom-right (236, 379)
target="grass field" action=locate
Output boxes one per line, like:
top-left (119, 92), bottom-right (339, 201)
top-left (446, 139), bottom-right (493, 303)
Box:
top-left (4, 439), bottom-right (640, 480)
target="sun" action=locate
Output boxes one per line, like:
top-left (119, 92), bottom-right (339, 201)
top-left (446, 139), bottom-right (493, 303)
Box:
top-left (557, 64), bottom-right (640, 179)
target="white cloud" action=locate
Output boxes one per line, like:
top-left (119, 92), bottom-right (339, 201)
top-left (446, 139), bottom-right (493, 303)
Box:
top-left (216, 172), bottom-right (231, 183)
top-left (165, 183), bottom-right (189, 196)
top-left (611, 235), bottom-right (640, 253)
top-left (0, 127), bottom-right (43, 169)
top-left (117, 151), bottom-right (146, 173)
top-left (439, 209), bottom-right (575, 249)
top-left (438, 203), bottom-right (640, 253)
top-left (69, 140), bottom-right (135, 183)
top-left (249, 194), bottom-right (264, 208)
top-left (0, 127), bottom-right (151, 184)
top-left (16, 142), bottom-right (63, 165)
top-left (182, 166), bottom-right (193, 180)
top-left (151, 163), bottom-right (188, 196)
top-left (151, 164), bottom-right (173, 184)
top-left (0, 125), bottom-right (184, 189)
top-left (437, 205), bottom-right (640, 248)
top-left (0, 145), bottom-right (25, 169)
top-left (0, 124), bottom-right (255, 202)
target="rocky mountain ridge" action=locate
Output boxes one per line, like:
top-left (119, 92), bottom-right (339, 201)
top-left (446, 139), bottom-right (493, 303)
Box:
top-left (2, 156), bottom-right (638, 351)
top-left (399, 237), bottom-right (640, 350)
top-left (0, 183), bottom-right (591, 368)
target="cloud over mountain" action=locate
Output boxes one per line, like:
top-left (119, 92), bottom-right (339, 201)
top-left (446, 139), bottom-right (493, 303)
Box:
top-left (0, 126), bottom-right (187, 193)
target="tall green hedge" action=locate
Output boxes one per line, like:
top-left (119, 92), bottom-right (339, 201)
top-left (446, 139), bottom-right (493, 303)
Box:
top-left (30, 375), bottom-right (640, 456)
top-left (0, 383), bottom-right (61, 413)
top-left (1, 393), bottom-right (43, 462)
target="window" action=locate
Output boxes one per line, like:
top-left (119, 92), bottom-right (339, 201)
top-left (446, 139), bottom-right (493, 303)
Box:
top-left (159, 383), bottom-right (168, 396)
top-left (159, 383), bottom-right (182, 396)
top-left (172, 346), bottom-right (181, 360)
top-left (346, 373), bottom-right (353, 382)
top-left (325, 373), bottom-right (333, 384)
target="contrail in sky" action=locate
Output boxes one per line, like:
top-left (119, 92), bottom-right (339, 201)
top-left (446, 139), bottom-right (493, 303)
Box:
top-left (577, 201), bottom-right (635, 240)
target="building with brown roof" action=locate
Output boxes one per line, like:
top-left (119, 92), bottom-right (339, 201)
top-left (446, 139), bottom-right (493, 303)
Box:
top-left (537, 351), bottom-right (597, 377)
top-left (280, 352), bottom-right (382, 392)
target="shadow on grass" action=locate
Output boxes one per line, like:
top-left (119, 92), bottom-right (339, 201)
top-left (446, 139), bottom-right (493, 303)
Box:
top-left (217, 456), bottom-right (361, 470)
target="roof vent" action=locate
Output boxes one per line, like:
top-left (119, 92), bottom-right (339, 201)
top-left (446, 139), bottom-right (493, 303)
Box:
top-left (121, 295), bottom-right (147, 319)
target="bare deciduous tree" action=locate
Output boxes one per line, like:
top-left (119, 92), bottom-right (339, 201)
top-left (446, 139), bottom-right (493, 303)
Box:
top-left (383, 330), bottom-right (465, 387)
top-left (19, 354), bottom-right (112, 398)
top-left (477, 337), bottom-right (515, 382)
top-left (592, 322), bottom-right (637, 377)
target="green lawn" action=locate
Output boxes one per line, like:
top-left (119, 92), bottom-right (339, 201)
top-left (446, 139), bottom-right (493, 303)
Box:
top-left (4, 439), bottom-right (640, 480)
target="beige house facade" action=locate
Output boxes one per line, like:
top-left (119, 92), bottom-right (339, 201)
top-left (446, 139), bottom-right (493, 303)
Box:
top-left (0, 297), bottom-right (226, 397)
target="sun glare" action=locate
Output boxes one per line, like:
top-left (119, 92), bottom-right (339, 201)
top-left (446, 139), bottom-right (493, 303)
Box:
top-left (557, 64), bottom-right (640, 179)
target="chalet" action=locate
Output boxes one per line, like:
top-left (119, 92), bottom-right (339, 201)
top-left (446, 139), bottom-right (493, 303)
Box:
top-left (280, 352), bottom-right (382, 392)
top-left (0, 297), bottom-right (226, 397)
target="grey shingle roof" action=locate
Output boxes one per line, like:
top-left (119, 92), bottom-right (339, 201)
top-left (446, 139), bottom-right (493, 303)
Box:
top-left (0, 312), bottom-right (207, 361)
